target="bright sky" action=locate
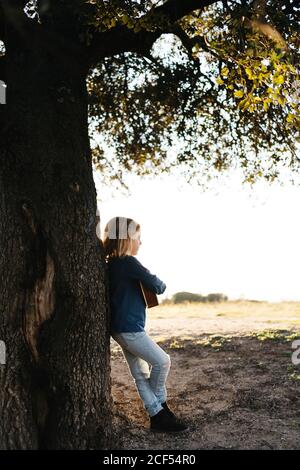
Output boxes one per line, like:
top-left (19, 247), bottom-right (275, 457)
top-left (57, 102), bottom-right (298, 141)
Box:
top-left (94, 168), bottom-right (300, 303)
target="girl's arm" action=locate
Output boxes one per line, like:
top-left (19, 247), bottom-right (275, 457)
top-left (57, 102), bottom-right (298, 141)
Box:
top-left (126, 256), bottom-right (166, 294)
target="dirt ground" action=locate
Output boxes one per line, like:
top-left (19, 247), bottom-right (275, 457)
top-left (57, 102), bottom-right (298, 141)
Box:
top-left (110, 301), bottom-right (300, 450)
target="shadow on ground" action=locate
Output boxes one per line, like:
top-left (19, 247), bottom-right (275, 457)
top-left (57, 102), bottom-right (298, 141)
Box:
top-left (110, 330), bottom-right (300, 450)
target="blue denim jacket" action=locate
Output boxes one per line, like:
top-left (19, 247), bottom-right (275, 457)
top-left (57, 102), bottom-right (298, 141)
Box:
top-left (107, 255), bottom-right (166, 333)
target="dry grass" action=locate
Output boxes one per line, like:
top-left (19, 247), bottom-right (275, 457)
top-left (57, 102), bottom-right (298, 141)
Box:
top-left (153, 299), bottom-right (300, 321)
top-left (145, 300), bottom-right (300, 342)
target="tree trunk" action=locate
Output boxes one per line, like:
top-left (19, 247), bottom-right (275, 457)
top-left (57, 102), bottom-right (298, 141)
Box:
top-left (0, 10), bottom-right (114, 450)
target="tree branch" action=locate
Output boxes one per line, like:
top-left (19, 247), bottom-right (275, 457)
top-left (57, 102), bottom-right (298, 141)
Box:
top-left (170, 24), bottom-right (224, 64)
top-left (86, 0), bottom-right (217, 70)
top-left (152, 0), bottom-right (215, 23)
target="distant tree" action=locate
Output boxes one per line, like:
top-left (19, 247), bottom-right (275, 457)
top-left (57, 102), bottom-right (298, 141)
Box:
top-left (207, 293), bottom-right (228, 302)
top-left (172, 291), bottom-right (205, 303)
top-left (171, 291), bottom-right (228, 303)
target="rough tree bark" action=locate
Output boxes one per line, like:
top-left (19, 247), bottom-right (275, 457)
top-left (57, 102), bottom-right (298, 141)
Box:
top-left (0, 2), bottom-right (113, 449)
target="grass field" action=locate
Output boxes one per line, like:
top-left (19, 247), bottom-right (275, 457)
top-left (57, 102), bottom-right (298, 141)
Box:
top-left (146, 300), bottom-right (300, 339)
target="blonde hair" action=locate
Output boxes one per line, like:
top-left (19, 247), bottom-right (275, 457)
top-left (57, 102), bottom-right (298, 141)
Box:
top-left (102, 216), bottom-right (140, 261)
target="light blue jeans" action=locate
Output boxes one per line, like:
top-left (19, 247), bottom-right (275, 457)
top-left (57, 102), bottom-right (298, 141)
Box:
top-left (111, 330), bottom-right (171, 417)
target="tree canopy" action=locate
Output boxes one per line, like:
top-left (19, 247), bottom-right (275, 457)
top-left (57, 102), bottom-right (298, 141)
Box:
top-left (84, 0), bottom-right (300, 190)
top-left (2, 1), bottom-right (300, 189)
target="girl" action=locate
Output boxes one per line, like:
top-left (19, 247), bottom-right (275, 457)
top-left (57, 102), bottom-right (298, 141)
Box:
top-left (102, 216), bottom-right (188, 433)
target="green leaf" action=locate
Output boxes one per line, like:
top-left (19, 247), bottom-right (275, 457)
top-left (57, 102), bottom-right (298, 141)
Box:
top-left (234, 90), bottom-right (244, 98)
top-left (245, 68), bottom-right (254, 79)
top-left (273, 75), bottom-right (284, 85)
top-left (221, 67), bottom-right (229, 77)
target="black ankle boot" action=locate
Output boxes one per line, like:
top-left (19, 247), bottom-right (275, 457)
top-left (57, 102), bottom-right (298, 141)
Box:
top-left (150, 408), bottom-right (188, 433)
top-left (161, 401), bottom-right (176, 418)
